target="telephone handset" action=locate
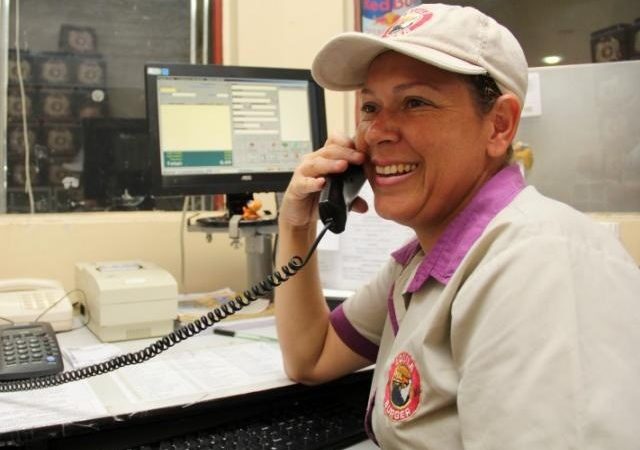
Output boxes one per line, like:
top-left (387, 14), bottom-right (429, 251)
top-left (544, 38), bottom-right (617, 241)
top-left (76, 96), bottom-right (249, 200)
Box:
top-left (0, 278), bottom-right (63, 293)
top-left (318, 164), bottom-right (366, 234)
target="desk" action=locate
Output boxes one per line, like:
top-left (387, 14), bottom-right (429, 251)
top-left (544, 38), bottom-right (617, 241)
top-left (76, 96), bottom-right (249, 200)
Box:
top-left (0, 317), bottom-right (375, 449)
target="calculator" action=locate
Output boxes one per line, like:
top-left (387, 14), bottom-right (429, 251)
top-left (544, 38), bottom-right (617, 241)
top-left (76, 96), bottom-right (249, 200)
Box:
top-left (0, 322), bottom-right (64, 381)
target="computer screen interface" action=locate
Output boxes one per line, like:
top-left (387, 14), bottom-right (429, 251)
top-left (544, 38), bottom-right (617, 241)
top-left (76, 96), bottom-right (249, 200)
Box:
top-left (145, 64), bottom-right (327, 200)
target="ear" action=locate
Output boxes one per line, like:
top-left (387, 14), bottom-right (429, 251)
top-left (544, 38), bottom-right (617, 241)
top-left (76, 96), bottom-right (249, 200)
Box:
top-left (486, 93), bottom-right (521, 158)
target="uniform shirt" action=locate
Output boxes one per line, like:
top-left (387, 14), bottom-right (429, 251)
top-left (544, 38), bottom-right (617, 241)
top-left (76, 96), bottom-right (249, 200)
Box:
top-left (330, 164), bottom-right (640, 449)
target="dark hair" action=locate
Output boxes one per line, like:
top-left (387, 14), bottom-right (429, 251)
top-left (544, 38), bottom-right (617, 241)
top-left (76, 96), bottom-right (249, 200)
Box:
top-left (466, 74), bottom-right (502, 115)
top-left (464, 73), bottom-right (513, 160)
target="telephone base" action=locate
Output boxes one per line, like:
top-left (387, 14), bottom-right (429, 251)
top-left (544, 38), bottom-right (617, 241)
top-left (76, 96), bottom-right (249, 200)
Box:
top-left (0, 288), bottom-right (73, 332)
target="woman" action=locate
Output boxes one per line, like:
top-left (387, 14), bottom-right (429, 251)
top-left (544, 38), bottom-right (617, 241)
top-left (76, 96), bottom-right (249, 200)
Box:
top-left (275, 4), bottom-right (640, 448)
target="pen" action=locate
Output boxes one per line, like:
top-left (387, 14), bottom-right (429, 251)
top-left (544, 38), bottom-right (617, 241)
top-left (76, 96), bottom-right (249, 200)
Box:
top-left (213, 328), bottom-right (278, 342)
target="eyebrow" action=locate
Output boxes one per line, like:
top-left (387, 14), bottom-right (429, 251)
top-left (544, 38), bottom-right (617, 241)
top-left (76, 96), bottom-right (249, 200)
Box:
top-left (360, 80), bottom-right (442, 96)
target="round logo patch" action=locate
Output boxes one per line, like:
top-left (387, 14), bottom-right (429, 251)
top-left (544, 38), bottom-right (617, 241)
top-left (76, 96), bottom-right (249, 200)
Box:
top-left (382, 6), bottom-right (433, 37)
top-left (383, 351), bottom-right (421, 421)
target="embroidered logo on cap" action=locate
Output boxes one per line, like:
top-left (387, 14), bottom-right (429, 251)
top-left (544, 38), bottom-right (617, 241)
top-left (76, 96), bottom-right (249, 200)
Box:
top-left (382, 6), bottom-right (433, 37)
top-left (383, 351), bottom-right (421, 421)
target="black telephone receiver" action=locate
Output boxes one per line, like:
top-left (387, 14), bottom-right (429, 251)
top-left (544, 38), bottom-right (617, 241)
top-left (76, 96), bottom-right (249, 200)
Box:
top-left (318, 164), bottom-right (366, 234)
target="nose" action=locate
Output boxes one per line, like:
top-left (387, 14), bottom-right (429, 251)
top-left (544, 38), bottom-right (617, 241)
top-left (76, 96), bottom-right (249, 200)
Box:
top-left (360, 110), bottom-right (401, 149)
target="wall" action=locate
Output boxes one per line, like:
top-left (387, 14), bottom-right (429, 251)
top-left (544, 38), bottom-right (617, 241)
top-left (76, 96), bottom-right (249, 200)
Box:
top-left (517, 61), bottom-right (640, 213)
top-left (0, 212), bottom-right (249, 293)
top-left (589, 213), bottom-right (640, 265)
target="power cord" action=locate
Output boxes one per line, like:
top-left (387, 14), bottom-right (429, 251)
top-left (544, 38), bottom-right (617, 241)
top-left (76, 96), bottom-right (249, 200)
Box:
top-left (33, 289), bottom-right (85, 323)
top-left (180, 195), bottom-right (190, 290)
top-left (13, 0), bottom-right (35, 214)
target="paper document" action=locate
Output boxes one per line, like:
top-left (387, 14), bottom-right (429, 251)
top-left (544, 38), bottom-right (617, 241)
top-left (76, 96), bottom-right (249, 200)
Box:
top-left (178, 293), bottom-right (271, 323)
top-left (111, 341), bottom-right (286, 404)
top-left (63, 343), bottom-right (123, 369)
top-left (319, 183), bottom-right (415, 290)
top-left (0, 381), bottom-right (107, 433)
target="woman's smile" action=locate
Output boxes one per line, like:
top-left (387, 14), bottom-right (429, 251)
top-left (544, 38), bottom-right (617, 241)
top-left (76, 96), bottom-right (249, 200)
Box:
top-left (372, 162), bottom-right (419, 186)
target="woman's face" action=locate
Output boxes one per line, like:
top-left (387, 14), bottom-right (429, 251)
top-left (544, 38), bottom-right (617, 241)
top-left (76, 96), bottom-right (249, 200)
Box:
top-left (355, 51), bottom-right (499, 244)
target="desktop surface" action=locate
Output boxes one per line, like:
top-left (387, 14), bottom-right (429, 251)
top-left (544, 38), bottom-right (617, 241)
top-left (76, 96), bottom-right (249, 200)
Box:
top-left (1, 371), bottom-right (372, 450)
top-left (0, 319), bottom-right (373, 450)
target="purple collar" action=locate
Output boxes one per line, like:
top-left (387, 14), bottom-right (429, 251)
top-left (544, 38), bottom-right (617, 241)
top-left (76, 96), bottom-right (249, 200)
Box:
top-left (391, 164), bottom-right (525, 291)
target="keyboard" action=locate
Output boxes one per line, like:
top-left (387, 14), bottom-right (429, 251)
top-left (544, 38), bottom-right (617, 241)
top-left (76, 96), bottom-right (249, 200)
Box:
top-left (125, 372), bottom-right (371, 450)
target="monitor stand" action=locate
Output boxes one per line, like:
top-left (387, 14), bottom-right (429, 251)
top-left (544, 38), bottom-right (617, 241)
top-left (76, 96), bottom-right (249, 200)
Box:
top-left (189, 193), bottom-right (278, 299)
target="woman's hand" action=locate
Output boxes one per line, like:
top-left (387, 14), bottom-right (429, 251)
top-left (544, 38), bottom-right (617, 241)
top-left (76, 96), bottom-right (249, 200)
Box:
top-left (279, 133), bottom-right (366, 229)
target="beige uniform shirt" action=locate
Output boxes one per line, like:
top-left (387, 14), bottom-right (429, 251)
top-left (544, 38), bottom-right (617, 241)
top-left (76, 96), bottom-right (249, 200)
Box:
top-left (330, 165), bottom-right (640, 449)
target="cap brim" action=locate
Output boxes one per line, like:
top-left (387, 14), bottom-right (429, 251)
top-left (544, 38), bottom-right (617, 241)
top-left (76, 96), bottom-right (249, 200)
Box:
top-left (312, 32), bottom-right (487, 91)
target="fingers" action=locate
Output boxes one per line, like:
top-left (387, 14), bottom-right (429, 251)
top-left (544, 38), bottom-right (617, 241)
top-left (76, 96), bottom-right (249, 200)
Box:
top-left (279, 132), bottom-right (367, 228)
top-left (325, 131), bottom-right (355, 148)
top-left (323, 133), bottom-right (365, 166)
top-left (286, 171), bottom-right (325, 201)
top-left (300, 136), bottom-right (365, 180)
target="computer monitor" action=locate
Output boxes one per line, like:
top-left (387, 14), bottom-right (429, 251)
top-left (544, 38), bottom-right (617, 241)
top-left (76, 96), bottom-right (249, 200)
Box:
top-left (144, 63), bottom-right (327, 216)
top-left (82, 117), bottom-right (153, 210)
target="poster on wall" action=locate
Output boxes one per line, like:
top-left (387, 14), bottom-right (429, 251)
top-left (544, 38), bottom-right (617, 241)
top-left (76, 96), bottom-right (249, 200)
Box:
top-left (360, 0), bottom-right (424, 35)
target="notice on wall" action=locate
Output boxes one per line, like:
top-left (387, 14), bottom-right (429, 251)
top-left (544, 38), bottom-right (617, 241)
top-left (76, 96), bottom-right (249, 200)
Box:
top-left (318, 182), bottom-right (415, 291)
top-left (522, 72), bottom-right (542, 118)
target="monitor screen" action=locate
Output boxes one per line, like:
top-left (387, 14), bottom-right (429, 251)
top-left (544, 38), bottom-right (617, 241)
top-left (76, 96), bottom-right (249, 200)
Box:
top-left (144, 63), bottom-right (327, 198)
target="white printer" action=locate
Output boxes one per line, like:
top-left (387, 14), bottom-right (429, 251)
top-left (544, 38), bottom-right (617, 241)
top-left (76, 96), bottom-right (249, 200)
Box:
top-left (75, 261), bottom-right (178, 342)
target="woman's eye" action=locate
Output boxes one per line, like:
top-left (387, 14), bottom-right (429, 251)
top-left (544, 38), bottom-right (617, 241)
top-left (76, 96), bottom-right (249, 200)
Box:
top-left (405, 98), bottom-right (430, 108)
top-left (360, 102), bottom-right (377, 114)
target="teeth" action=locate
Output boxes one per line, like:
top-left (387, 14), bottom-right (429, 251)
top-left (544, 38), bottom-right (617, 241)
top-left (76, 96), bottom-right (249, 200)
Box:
top-left (375, 163), bottom-right (417, 176)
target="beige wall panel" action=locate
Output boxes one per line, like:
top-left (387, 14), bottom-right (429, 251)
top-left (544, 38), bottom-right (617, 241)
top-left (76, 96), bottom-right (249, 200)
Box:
top-left (589, 213), bottom-right (640, 266)
top-left (0, 212), bottom-right (248, 294)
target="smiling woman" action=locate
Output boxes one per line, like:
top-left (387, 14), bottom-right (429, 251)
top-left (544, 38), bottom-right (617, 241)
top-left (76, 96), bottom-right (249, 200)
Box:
top-left (274, 4), bottom-right (640, 449)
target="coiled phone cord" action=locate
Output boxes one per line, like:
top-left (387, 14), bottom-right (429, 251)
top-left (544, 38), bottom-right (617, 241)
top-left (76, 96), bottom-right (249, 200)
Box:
top-left (0, 221), bottom-right (334, 393)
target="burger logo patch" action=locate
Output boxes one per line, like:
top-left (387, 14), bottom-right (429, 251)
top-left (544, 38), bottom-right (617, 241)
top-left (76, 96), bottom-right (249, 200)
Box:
top-left (382, 6), bottom-right (433, 37)
top-left (383, 351), bottom-right (421, 421)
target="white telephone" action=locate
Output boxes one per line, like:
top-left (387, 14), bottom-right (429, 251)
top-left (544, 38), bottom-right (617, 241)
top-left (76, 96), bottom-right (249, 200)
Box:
top-left (0, 279), bottom-right (73, 331)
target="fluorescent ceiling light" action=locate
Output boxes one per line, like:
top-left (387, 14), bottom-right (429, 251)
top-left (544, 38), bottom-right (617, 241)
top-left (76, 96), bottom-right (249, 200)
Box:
top-left (542, 55), bottom-right (563, 65)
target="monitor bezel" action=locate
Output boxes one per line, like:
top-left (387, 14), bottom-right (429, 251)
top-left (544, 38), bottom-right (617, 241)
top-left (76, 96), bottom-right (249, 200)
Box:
top-left (145, 63), bottom-right (327, 197)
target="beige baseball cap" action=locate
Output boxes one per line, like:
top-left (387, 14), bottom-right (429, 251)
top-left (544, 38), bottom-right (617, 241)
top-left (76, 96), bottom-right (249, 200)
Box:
top-left (312, 3), bottom-right (528, 107)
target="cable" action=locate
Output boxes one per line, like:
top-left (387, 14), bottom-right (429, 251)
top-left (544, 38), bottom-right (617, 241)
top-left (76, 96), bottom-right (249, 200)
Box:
top-left (58, 300), bottom-right (91, 333)
top-left (55, 293), bottom-right (91, 334)
top-left (13, 0), bottom-right (35, 214)
top-left (272, 232), bottom-right (279, 267)
top-left (179, 196), bottom-right (190, 291)
top-left (33, 289), bottom-right (86, 323)
top-left (0, 220), bottom-right (334, 393)
top-left (271, 192), bottom-right (283, 267)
